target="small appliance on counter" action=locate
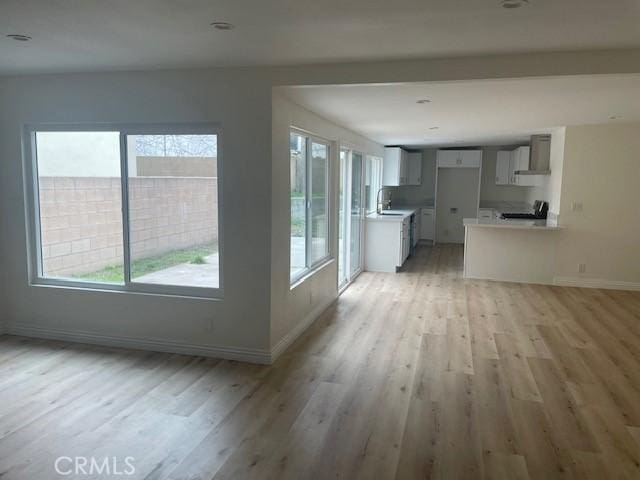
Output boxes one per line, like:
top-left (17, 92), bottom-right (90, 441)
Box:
top-left (501, 200), bottom-right (548, 220)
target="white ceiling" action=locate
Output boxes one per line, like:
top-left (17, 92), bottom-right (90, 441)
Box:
top-left (1, 0), bottom-right (640, 74)
top-left (279, 74), bottom-right (640, 147)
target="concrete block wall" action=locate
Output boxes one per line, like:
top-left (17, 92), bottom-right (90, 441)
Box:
top-left (128, 177), bottom-right (218, 260)
top-left (39, 177), bottom-right (217, 276)
top-left (135, 156), bottom-right (217, 177)
top-left (39, 177), bottom-right (124, 276)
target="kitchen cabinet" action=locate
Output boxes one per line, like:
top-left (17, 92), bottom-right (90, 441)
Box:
top-left (437, 150), bottom-right (482, 168)
top-left (383, 148), bottom-right (422, 186)
top-left (495, 151), bottom-right (511, 185)
top-left (498, 146), bottom-right (539, 187)
top-left (401, 217), bottom-right (410, 264)
top-left (365, 213), bottom-right (412, 272)
top-left (407, 152), bottom-right (422, 185)
top-left (382, 147), bottom-right (408, 186)
top-left (420, 208), bottom-right (435, 240)
top-left (508, 146), bottom-right (530, 185)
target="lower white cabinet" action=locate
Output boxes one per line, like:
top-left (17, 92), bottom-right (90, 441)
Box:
top-left (420, 208), bottom-right (435, 240)
top-left (401, 217), bottom-right (410, 264)
top-left (365, 213), bottom-right (419, 272)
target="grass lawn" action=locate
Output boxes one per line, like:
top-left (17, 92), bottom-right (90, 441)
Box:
top-left (73, 243), bottom-right (218, 284)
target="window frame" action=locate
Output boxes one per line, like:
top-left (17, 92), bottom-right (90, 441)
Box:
top-left (290, 128), bottom-right (332, 285)
top-left (23, 122), bottom-right (224, 300)
top-left (365, 154), bottom-right (383, 215)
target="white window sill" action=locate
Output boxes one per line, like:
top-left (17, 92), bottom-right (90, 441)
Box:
top-left (30, 279), bottom-right (223, 301)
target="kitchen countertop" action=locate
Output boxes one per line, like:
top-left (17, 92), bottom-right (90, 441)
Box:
top-left (478, 201), bottom-right (532, 213)
top-left (366, 208), bottom-right (417, 222)
top-left (367, 203), bottom-right (435, 222)
top-left (463, 217), bottom-right (560, 230)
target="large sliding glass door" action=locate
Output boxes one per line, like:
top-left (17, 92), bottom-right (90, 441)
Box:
top-left (349, 152), bottom-right (363, 277)
top-left (338, 148), bottom-right (364, 289)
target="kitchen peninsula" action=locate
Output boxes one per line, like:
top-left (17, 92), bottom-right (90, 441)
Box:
top-left (463, 216), bottom-right (561, 284)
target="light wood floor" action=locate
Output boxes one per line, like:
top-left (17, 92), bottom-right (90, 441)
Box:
top-left (1, 244), bottom-right (640, 479)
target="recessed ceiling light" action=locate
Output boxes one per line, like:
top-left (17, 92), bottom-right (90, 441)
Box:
top-left (416, 99), bottom-right (431, 104)
top-left (500, 0), bottom-right (529, 8)
top-left (6, 34), bottom-right (32, 41)
top-left (210, 22), bottom-right (234, 31)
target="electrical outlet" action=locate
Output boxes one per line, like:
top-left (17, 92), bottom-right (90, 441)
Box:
top-left (578, 263), bottom-right (586, 274)
top-left (571, 201), bottom-right (583, 212)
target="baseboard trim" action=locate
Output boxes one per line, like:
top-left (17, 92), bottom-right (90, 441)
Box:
top-left (5, 323), bottom-right (272, 364)
top-left (553, 276), bottom-right (640, 291)
top-left (464, 274), bottom-right (553, 286)
top-left (270, 295), bottom-right (338, 363)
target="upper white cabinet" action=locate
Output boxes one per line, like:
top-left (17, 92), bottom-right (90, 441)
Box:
top-left (509, 146), bottom-right (530, 184)
top-left (495, 151), bottom-right (511, 185)
top-left (383, 148), bottom-right (422, 186)
top-left (508, 146), bottom-right (539, 186)
top-left (437, 150), bottom-right (482, 168)
top-left (382, 147), bottom-right (406, 186)
top-left (407, 152), bottom-right (422, 185)
top-left (496, 146), bottom-right (539, 186)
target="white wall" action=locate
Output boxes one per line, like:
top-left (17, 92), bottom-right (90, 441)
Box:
top-left (0, 69), bottom-right (274, 360)
top-left (554, 122), bottom-right (640, 287)
top-left (271, 93), bottom-right (383, 351)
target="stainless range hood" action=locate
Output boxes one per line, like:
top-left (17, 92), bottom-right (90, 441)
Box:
top-left (516, 134), bottom-right (551, 175)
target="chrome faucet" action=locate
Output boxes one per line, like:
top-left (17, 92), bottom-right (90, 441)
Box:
top-left (376, 187), bottom-right (392, 214)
